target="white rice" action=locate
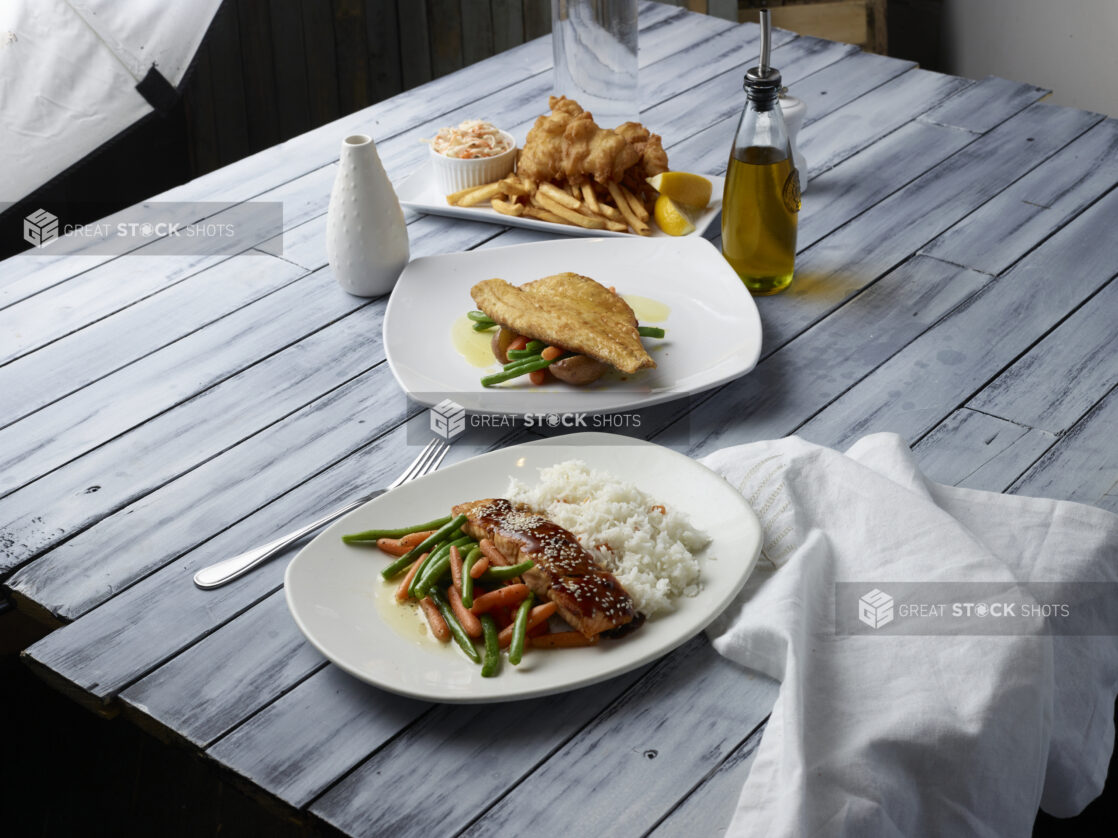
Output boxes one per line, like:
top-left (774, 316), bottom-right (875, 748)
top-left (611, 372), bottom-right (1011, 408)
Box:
top-left (506, 460), bottom-right (709, 617)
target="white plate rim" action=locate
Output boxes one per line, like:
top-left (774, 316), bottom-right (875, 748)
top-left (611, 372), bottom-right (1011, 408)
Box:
top-left (284, 432), bottom-right (762, 703)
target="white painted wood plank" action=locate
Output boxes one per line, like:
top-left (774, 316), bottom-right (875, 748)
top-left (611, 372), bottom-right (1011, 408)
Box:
top-left (912, 408), bottom-right (1057, 492)
top-left (677, 66), bottom-right (971, 182)
top-left (648, 724), bottom-right (765, 837)
top-left (795, 187), bottom-right (1118, 450)
top-left (656, 255), bottom-right (989, 455)
top-left (120, 588), bottom-right (326, 747)
top-left (967, 277), bottom-right (1118, 433)
top-left (919, 74), bottom-right (1049, 134)
top-left (1010, 385), bottom-right (1118, 511)
top-left (207, 664), bottom-right (431, 809)
top-left (754, 103), bottom-right (1102, 350)
top-left (448, 639), bottom-right (777, 838)
top-left (0, 253), bottom-right (306, 430)
top-left (919, 118), bottom-right (1118, 276)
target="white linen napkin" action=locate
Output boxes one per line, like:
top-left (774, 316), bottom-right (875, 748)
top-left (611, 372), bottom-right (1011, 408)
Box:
top-left (700, 433), bottom-right (1118, 837)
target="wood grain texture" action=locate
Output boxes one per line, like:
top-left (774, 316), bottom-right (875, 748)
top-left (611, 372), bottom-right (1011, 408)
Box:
top-left (445, 638), bottom-right (777, 838)
top-left (1010, 385), bottom-right (1118, 513)
top-left (0, 254), bottom-right (307, 430)
top-left (912, 409), bottom-right (1057, 492)
top-left (797, 186), bottom-right (1118, 449)
top-left (120, 588), bottom-right (325, 747)
top-left (966, 276), bottom-right (1118, 434)
top-left (658, 255), bottom-right (989, 455)
top-left (919, 74), bottom-right (1049, 134)
top-left (208, 662), bottom-right (431, 809)
top-left (919, 118), bottom-right (1118, 276)
top-left (648, 720), bottom-right (766, 836)
top-left (758, 102), bottom-right (1101, 350)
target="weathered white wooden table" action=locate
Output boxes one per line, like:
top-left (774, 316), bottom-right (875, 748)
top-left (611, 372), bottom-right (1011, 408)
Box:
top-left (3, 3), bottom-right (1116, 834)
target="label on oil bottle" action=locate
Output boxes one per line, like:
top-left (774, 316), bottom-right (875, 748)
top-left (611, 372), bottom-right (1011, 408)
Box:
top-left (783, 169), bottom-right (802, 214)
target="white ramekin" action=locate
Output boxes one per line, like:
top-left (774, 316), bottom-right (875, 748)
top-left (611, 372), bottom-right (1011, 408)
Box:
top-left (428, 130), bottom-right (517, 195)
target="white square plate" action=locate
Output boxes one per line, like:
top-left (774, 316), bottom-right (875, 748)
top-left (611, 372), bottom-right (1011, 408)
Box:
top-left (285, 433), bottom-right (763, 703)
top-left (397, 163), bottom-right (724, 239)
top-left (383, 236), bottom-right (762, 415)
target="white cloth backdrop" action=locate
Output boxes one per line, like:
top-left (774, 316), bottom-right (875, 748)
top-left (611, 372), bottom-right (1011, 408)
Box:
top-left (0, 0), bottom-right (221, 203)
top-left (702, 434), bottom-right (1118, 837)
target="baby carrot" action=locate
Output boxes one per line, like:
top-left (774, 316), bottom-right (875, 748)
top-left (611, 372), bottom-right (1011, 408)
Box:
top-left (470, 583), bottom-right (530, 615)
top-left (395, 551), bottom-right (428, 602)
top-left (498, 601), bottom-right (557, 648)
top-left (528, 369), bottom-right (547, 386)
top-left (540, 345), bottom-right (563, 361)
top-left (376, 530), bottom-right (436, 556)
top-left (419, 596), bottom-right (450, 642)
top-left (469, 554), bottom-right (490, 578)
top-left (507, 335), bottom-right (528, 352)
top-left (447, 585), bottom-right (482, 638)
top-left (449, 545), bottom-right (464, 591)
top-left (531, 631), bottom-right (599, 648)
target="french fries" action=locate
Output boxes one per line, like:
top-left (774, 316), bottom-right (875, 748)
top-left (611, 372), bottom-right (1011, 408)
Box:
top-left (444, 169), bottom-right (660, 235)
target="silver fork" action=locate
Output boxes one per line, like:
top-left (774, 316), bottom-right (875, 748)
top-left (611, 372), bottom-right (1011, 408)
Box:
top-left (193, 438), bottom-right (451, 589)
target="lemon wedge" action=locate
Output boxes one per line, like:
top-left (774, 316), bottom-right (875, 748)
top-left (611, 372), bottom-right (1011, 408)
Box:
top-left (653, 195), bottom-right (696, 236)
top-left (646, 171), bottom-right (712, 209)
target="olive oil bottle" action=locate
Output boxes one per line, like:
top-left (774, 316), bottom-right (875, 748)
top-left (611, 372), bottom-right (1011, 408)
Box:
top-left (721, 10), bottom-right (801, 295)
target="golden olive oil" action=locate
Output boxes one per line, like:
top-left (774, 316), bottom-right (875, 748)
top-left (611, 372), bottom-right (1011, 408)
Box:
top-left (721, 146), bottom-right (800, 296)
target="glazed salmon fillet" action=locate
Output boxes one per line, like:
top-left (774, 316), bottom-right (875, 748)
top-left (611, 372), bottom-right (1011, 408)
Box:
top-left (452, 498), bottom-right (643, 639)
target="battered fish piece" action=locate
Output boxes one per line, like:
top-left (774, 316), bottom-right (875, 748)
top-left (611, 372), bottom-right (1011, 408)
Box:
top-left (518, 96), bottom-right (639, 185)
top-left (471, 272), bottom-right (655, 375)
top-left (615, 122), bottom-right (670, 181)
top-left (453, 498), bottom-right (644, 639)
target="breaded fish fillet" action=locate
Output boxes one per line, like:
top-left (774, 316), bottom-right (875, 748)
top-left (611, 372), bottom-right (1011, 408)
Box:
top-left (452, 498), bottom-right (643, 639)
top-left (471, 272), bottom-right (655, 374)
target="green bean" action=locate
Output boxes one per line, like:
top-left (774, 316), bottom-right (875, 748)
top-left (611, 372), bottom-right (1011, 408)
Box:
top-left (341, 515), bottom-right (453, 544)
top-left (467, 310), bottom-right (495, 325)
top-left (481, 354), bottom-right (569, 387)
top-left (430, 588), bottom-right (481, 664)
top-left (480, 614), bottom-right (501, 677)
top-left (411, 536), bottom-right (475, 598)
top-left (507, 593), bottom-right (534, 666)
top-left (637, 325), bottom-right (666, 338)
top-left (506, 348), bottom-right (542, 361)
top-left (525, 340), bottom-right (545, 352)
top-left (461, 547), bottom-right (482, 608)
top-left (472, 321), bottom-right (496, 332)
top-left (380, 514), bottom-right (466, 580)
top-left (479, 560), bottom-right (534, 583)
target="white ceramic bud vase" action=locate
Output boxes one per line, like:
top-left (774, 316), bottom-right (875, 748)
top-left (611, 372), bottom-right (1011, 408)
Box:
top-left (780, 95), bottom-right (808, 194)
top-left (326, 134), bottom-right (409, 297)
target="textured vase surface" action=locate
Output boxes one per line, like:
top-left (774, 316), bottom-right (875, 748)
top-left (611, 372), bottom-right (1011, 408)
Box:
top-left (326, 134), bottom-right (410, 297)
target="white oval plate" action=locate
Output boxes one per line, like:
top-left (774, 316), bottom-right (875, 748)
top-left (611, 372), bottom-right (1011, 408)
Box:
top-left (397, 164), bottom-right (725, 240)
top-left (383, 236), bottom-right (762, 415)
top-left (285, 433), bottom-right (762, 703)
